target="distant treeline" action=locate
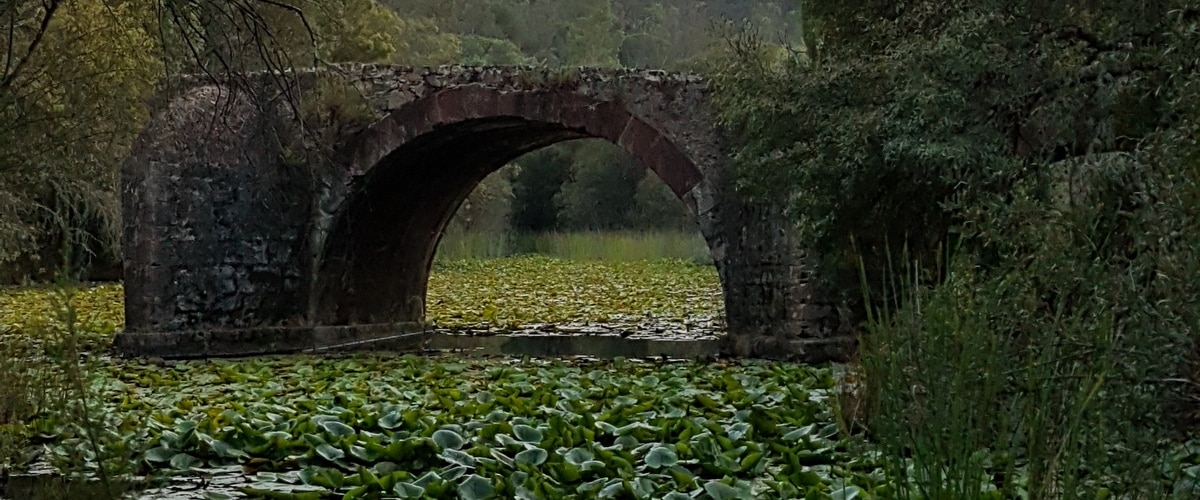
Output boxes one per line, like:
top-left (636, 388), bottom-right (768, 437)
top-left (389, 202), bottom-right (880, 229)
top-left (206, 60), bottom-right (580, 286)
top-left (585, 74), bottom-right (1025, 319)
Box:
top-left (385, 0), bottom-right (805, 238)
top-left (448, 141), bottom-right (697, 241)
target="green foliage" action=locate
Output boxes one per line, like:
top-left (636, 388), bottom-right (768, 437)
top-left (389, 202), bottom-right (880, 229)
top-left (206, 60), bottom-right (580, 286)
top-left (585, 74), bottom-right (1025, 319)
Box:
top-left (446, 165), bottom-right (519, 236)
top-left (6, 258), bottom-right (1200, 497)
top-left (0, 0), bottom-right (466, 282)
top-left (860, 249), bottom-right (1191, 497)
top-left (458, 36), bottom-right (531, 66)
top-left (557, 142), bottom-right (646, 230)
top-left (504, 140), bottom-right (696, 235)
top-left (23, 352), bottom-right (868, 499)
top-left (631, 175), bottom-right (697, 231)
top-left (509, 148), bottom-right (575, 232)
top-left (309, 0), bottom-right (459, 65)
top-left (712, 0), bottom-right (1200, 497)
top-left (0, 0), bottom-right (161, 278)
top-left (712, 0), bottom-right (1200, 300)
top-left (1, 281), bottom-right (132, 498)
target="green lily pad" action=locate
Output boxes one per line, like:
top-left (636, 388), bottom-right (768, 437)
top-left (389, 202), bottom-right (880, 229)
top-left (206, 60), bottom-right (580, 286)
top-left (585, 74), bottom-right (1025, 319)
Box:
top-left (515, 447), bottom-right (549, 466)
top-left (644, 446), bottom-right (678, 469)
top-left (320, 420), bottom-right (356, 437)
top-left (394, 481), bottom-right (425, 498)
top-left (169, 453), bottom-right (201, 471)
top-left (458, 474), bottom-right (495, 500)
top-left (513, 424), bottom-right (543, 443)
top-left (433, 429), bottom-right (467, 450)
top-left (703, 481), bottom-right (742, 500)
top-left (145, 446), bottom-right (175, 463)
top-left (314, 443), bottom-right (345, 462)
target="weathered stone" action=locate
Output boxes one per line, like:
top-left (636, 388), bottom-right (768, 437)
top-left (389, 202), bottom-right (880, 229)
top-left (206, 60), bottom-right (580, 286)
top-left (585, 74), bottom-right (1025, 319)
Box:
top-left (119, 65), bottom-right (848, 361)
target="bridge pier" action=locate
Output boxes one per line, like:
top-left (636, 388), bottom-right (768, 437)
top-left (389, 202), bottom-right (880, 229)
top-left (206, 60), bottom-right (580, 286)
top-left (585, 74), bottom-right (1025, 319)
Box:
top-left (116, 66), bottom-right (853, 362)
top-left (710, 202), bottom-right (849, 360)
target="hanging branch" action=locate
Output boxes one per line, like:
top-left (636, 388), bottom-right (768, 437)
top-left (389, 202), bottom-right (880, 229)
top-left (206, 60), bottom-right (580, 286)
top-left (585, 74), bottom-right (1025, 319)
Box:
top-left (0, 0), bottom-right (63, 97)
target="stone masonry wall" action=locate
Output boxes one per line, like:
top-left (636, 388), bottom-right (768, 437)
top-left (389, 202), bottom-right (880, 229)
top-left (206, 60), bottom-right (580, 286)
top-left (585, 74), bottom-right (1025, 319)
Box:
top-left (123, 86), bottom-right (311, 332)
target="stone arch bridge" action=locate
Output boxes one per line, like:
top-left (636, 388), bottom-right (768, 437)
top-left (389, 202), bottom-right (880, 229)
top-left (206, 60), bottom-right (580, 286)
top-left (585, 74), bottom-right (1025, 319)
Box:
top-left (115, 65), bottom-right (851, 361)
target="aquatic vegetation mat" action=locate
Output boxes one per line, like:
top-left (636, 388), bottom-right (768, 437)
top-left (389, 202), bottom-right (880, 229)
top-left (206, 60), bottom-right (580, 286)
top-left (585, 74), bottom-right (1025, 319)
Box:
top-left (426, 257), bottom-right (723, 331)
top-left (0, 257), bottom-right (725, 339)
top-left (36, 356), bottom-right (873, 499)
top-left (4, 259), bottom-right (1199, 498)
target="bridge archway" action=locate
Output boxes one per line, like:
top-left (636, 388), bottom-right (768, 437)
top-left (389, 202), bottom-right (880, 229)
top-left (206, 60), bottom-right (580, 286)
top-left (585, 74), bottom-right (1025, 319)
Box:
top-left (313, 86), bottom-right (717, 325)
top-left (118, 68), bottom-right (847, 361)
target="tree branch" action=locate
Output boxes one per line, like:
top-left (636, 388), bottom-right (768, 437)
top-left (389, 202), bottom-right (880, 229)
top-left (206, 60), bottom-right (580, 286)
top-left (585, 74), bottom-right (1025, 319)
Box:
top-left (0, 0), bottom-right (60, 97)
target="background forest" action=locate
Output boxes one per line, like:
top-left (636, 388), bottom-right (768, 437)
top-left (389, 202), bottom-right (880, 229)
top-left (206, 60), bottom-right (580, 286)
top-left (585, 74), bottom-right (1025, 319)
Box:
top-left (0, 0), bottom-right (802, 281)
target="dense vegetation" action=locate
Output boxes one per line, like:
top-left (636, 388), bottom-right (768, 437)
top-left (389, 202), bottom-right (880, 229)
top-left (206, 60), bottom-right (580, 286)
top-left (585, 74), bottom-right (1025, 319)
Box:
top-left (4, 261), bottom-right (1193, 498)
top-left (712, 0), bottom-right (1200, 496)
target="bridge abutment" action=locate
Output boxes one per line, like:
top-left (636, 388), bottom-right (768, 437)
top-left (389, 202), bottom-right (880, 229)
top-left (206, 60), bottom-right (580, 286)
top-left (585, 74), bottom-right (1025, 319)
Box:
top-left (122, 86), bottom-right (312, 334)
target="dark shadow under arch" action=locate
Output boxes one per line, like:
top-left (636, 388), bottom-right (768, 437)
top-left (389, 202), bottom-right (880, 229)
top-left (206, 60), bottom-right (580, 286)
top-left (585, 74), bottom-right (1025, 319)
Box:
top-left (313, 86), bottom-right (714, 325)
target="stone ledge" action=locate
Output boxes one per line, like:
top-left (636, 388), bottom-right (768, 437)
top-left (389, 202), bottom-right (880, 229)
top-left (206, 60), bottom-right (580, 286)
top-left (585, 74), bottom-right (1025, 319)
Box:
top-left (112, 323), bottom-right (426, 359)
top-left (785, 336), bottom-right (858, 364)
top-left (114, 326), bottom-right (856, 364)
top-left (427, 334), bottom-right (723, 360)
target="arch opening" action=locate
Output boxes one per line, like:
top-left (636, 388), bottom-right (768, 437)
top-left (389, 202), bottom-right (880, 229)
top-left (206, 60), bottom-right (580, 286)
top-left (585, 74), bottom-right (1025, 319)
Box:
top-left (427, 138), bottom-right (724, 338)
top-left (313, 88), bottom-right (720, 328)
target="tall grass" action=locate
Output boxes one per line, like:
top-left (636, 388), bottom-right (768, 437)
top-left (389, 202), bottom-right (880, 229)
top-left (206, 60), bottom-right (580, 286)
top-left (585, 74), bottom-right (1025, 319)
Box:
top-left (856, 244), bottom-right (1188, 498)
top-left (0, 325), bottom-right (48, 476)
top-left (435, 230), bottom-right (711, 263)
top-left (1, 216), bottom-right (130, 498)
top-left (435, 231), bottom-right (515, 261)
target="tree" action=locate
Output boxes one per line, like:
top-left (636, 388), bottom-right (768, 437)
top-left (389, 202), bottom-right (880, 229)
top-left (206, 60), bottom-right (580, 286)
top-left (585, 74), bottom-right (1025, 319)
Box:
top-left (630, 175), bottom-right (695, 231)
top-left (713, 0), bottom-right (1190, 297)
top-left (509, 148), bottom-right (573, 232)
top-left (459, 35), bottom-right (530, 66)
top-left (447, 165), bottom-right (518, 234)
top-left (0, 0), bottom-right (458, 280)
top-left (312, 0), bottom-right (458, 64)
top-left (558, 0), bottom-right (622, 67)
top-left (555, 141), bottom-right (643, 230)
top-left (0, 0), bottom-right (161, 278)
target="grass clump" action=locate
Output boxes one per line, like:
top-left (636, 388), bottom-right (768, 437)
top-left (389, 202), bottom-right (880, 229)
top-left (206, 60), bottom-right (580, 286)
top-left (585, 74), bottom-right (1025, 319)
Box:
top-left (435, 230), bottom-right (711, 264)
top-left (858, 236), bottom-right (1198, 498)
top-left (1, 283), bottom-right (131, 499)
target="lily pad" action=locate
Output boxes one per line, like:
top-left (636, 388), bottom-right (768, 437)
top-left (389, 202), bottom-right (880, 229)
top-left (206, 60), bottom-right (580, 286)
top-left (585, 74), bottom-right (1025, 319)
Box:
top-left (458, 474), bottom-right (495, 500)
top-left (644, 446), bottom-right (679, 469)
